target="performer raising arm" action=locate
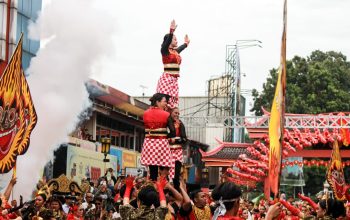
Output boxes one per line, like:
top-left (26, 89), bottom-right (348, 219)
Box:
top-left (157, 19), bottom-right (190, 109)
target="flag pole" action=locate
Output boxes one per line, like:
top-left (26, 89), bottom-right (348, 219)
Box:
top-left (268, 0), bottom-right (287, 199)
top-left (277, 0), bottom-right (287, 199)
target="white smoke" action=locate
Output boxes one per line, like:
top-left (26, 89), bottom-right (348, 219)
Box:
top-left (12, 0), bottom-right (116, 199)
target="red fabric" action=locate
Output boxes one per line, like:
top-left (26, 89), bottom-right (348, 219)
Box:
top-left (280, 200), bottom-right (301, 217)
top-left (156, 177), bottom-right (167, 202)
top-left (175, 121), bottom-right (181, 137)
top-left (162, 50), bottom-right (181, 65)
top-left (169, 148), bottom-right (183, 179)
top-left (298, 193), bottom-right (317, 211)
top-left (156, 73), bottom-right (179, 108)
top-left (114, 193), bottom-right (120, 202)
top-left (141, 138), bottom-right (172, 167)
top-left (142, 107), bottom-right (172, 167)
top-left (143, 107), bottom-right (170, 129)
top-left (67, 214), bottom-right (82, 220)
top-left (7, 213), bottom-right (17, 219)
top-left (124, 176), bottom-right (135, 199)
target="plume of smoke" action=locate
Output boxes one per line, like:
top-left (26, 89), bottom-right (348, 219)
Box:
top-left (12, 0), bottom-right (116, 199)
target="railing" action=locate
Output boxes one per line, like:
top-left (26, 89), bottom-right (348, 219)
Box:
top-left (181, 115), bottom-right (350, 129)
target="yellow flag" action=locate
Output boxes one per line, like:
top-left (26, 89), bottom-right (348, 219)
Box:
top-left (268, 0), bottom-right (287, 196)
top-left (0, 35), bottom-right (37, 173)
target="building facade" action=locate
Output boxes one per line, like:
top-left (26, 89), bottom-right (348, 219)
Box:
top-left (50, 79), bottom-right (149, 182)
top-left (0, 0), bottom-right (41, 73)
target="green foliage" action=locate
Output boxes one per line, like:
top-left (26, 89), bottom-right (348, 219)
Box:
top-left (302, 166), bottom-right (327, 199)
top-left (251, 50), bottom-right (350, 115)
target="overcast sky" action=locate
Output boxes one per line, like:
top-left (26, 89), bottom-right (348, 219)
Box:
top-left (49, 0), bottom-right (350, 104)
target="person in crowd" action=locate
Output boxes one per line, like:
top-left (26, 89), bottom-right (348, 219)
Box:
top-left (211, 182), bottom-right (242, 220)
top-left (81, 192), bottom-right (95, 215)
top-left (48, 196), bottom-right (66, 220)
top-left (280, 199), bottom-right (305, 219)
top-left (94, 182), bottom-right (114, 210)
top-left (134, 177), bottom-right (145, 191)
top-left (62, 195), bottom-right (74, 214)
top-left (67, 203), bottom-right (84, 220)
top-left (93, 197), bottom-right (103, 219)
top-left (25, 192), bottom-right (51, 219)
top-left (120, 176), bottom-right (168, 219)
top-left (298, 193), bottom-right (318, 213)
top-left (119, 181), bottom-right (138, 209)
top-left (0, 196), bottom-right (23, 220)
top-left (156, 19), bottom-right (190, 109)
top-left (168, 107), bottom-right (187, 190)
top-left (317, 198), bottom-right (346, 219)
top-left (241, 208), bottom-right (249, 219)
top-left (179, 188), bottom-right (211, 220)
top-left (141, 93), bottom-right (174, 181)
top-left (104, 168), bottom-right (118, 189)
top-left (265, 203), bottom-right (281, 220)
top-left (164, 182), bottom-right (183, 220)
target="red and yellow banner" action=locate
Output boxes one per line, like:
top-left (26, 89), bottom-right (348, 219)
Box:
top-left (0, 35), bottom-right (37, 173)
top-left (268, 0), bottom-right (287, 197)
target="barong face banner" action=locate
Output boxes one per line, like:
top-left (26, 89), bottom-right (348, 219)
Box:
top-left (0, 36), bottom-right (37, 173)
top-left (327, 141), bottom-right (346, 200)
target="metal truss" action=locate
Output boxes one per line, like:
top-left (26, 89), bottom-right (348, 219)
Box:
top-left (181, 115), bottom-right (350, 129)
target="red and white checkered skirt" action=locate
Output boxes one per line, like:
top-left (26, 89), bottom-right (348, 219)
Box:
top-left (141, 138), bottom-right (172, 167)
top-left (169, 147), bottom-right (183, 179)
top-left (156, 72), bottom-right (179, 109)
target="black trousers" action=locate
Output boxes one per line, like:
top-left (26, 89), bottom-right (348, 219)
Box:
top-left (174, 160), bottom-right (182, 181)
top-left (149, 165), bottom-right (158, 181)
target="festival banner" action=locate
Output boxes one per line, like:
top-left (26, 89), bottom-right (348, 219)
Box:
top-left (268, 0), bottom-right (287, 196)
top-left (66, 145), bottom-right (118, 183)
top-left (122, 150), bottom-right (137, 169)
top-left (327, 141), bottom-right (346, 200)
top-left (110, 146), bottom-right (123, 174)
top-left (280, 157), bottom-right (305, 186)
top-left (0, 35), bottom-right (37, 174)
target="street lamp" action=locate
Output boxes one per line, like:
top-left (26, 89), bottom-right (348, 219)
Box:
top-left (226, 40), bottom-right (262, 142)
top-left (101, 137), bottom-right (111, 163)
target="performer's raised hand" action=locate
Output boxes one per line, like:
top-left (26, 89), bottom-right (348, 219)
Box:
top-left (184, 34), bottom-right (190, 46)
top-left (156, 176), bottom-right (168, 191)
top-left (125, 176), bottom-right (135, 189)
top-left (170, 19), bottom-right (177, 31)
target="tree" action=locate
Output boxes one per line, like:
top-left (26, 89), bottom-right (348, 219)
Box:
top-left (251, 50), bottom-right (350, 115)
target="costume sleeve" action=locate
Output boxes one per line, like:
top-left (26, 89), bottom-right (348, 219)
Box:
top-left (119, 204), bottom-right (136, 220)
top-left (161, 33), bottom-right (174, 56)
top-left (167, 116), bottom-right (176, 138)
top-left (155, 206), bottom-right (169, 220)
top-left (176, 44), bottom-right (188, 54)
top-left (179, 205), bottom-right (192, 217)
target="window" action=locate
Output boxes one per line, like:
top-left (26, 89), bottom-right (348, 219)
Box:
top-left (121, 136), bottom-right (125, 148)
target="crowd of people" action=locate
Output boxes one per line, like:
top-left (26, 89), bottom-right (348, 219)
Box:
top-left (2, 19), bottom-right (350, 220)
top-left (1, 169), bottom-right (350, 220)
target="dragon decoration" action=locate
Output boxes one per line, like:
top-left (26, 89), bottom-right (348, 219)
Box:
top-left (222, 112), bottom-right (350, 201)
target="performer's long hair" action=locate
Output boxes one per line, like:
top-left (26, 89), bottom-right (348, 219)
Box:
top-left (149, 93), bottom-right (169, 106)
top-left (161, 34), bottom-right (171, 48)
